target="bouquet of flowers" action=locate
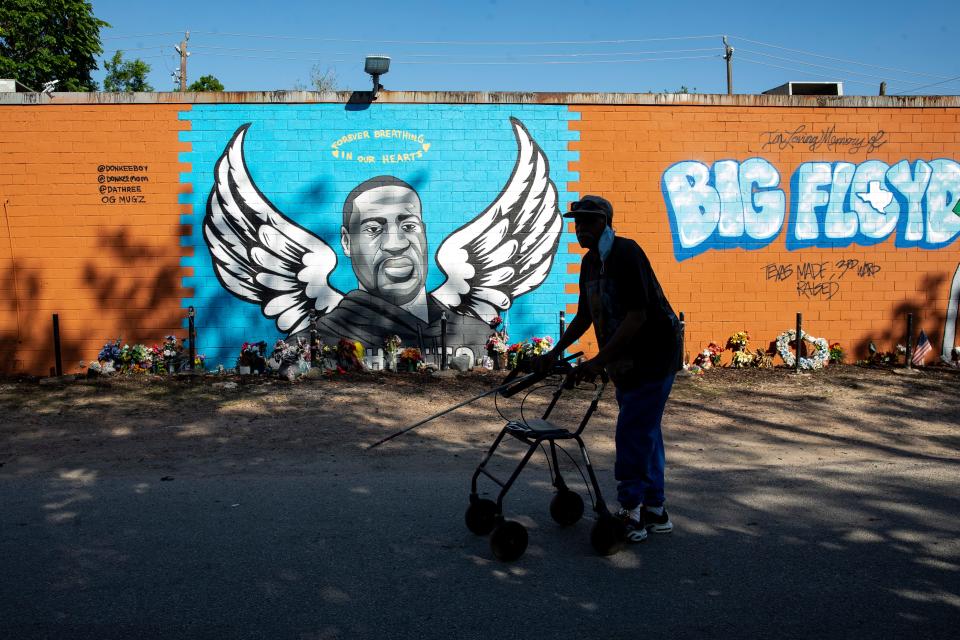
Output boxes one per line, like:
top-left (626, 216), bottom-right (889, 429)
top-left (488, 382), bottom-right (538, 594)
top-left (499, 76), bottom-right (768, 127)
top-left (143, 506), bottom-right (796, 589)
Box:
top-left (506, 341), bottom-right (527, 369)
top-left (486, 332), bottom-right (507, 354)
top-left (528, 336), bottom-right (553, 356)
top-left (384, 334), bottom-right (402, 354)
top-left (398, 347), bottom-right (423, 371)
top-left (693, 342), bottom-right (724, 369)
top-left (337, 338), bottom-right (365, 371)
top-left (239, 341), bottom-right (267, 373)
top-left (97, 338), bottom-right (122, 364)
top-left (271, 338), bottom-right (307, 365)
top-left (157, 335), bottom-right (182, 373)
top-left (726, 331), bottom-right (750, 352)
top-left (107, 343), bottom-right (151, 373)
top-left (829, 342), bottom-right (845, 364)
top-left (753, 348), bottom-right (774, 369)
top-left (730, 350), bottom-right (754, 368)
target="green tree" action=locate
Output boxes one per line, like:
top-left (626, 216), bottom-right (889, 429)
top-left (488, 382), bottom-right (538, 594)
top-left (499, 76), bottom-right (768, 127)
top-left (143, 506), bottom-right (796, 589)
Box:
top-left (102, 50), bottom-right (153, 92)
top-left (0, 0), bottom-right (108, 92)
top-left (187, 74), bottom-right (224, 92)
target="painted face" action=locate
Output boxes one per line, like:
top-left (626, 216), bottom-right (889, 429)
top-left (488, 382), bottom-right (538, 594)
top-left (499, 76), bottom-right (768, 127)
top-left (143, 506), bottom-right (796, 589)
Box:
top-left (574, 214), bottom-right (607, 250)
top-left (341, 185), bottom-right (428, 307)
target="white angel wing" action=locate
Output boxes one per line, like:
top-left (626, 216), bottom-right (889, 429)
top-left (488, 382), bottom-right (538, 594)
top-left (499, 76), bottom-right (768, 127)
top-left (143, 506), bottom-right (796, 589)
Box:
top-left (432, 117), bottom-right (562, 322)
top-left (203, 124), bottom-right (343, 335)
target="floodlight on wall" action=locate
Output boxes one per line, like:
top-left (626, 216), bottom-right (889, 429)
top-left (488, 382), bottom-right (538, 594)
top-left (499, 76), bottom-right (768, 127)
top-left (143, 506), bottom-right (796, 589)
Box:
top-left (364, 55), bottom-right (390, 98)
top-left (41, 79), bottom-right (58, 95)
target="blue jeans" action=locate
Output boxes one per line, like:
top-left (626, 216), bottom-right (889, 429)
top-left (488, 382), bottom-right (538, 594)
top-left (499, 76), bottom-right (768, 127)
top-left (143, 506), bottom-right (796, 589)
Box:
top-left (614, 374), bottom-right (675, 509)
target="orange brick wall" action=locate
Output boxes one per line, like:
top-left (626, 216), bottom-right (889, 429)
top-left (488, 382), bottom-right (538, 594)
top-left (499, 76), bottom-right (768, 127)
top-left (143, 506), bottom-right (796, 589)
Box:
top-left (1, 99), bottom-right (958, 375)
top-left (569, 106), bottom-right (960, 362)
top-left (0, 105), bottom-right (192, 375)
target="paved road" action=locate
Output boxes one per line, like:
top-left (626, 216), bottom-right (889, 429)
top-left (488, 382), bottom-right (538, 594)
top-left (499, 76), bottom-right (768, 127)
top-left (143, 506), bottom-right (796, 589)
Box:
top-left (2, 442), bottom-right (958, 640)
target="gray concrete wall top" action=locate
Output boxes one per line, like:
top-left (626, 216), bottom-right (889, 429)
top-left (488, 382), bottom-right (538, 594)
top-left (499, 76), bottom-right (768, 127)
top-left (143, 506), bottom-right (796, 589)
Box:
top-left (1, 90), bottom-right (958, 108)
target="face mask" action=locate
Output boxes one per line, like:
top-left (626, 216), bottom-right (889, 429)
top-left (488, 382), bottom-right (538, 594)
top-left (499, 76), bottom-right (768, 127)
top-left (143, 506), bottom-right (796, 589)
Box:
top-left (599, 225), bottom-right (615, 262)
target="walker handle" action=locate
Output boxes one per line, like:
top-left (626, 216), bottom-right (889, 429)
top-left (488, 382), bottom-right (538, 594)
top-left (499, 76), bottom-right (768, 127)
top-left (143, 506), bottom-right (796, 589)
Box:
top-left (500, 352), bottom-right (581, 398)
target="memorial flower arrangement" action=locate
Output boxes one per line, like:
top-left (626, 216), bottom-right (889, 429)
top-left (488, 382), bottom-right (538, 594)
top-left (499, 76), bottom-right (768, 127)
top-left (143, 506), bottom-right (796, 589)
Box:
top-left (152, 335), bottom-right (183, 373)
top-left (131, 344), bottom-right (155, 371)
top-left (398, 347), bottom-right (424, 371)
top-left (775, 329), bottom-right (830, 370)
top-left (486, 332), bottom-right (508, 355)
top-left (829, 342), bottom-right (845, 364)
top-left (238, 341), bottom-right (267, 373)
top-left (506, 341), bottom-right (526, 369)
top-left (89, 336), bottom-right (202, 375)
top-left (239, 342), bottom-right (262, 366)
top-left (337, 338), bottom-right (365, 371)
top-left (730, 349), bottom-right (754, 368)
top-left (726, 331), bottom-right (750, 352)
top-left (693, 342), bottom-right (724, 369)
top-left (752, 348), bottom-right (774, 369)
top-left (384, 334), bottom-right (402, 355)
top-left (98, 338), bottom-right (122, 364)
top-left (271, 338), bottom-right (308, 365)
top-left (528, 336), bottom-right (553, 356)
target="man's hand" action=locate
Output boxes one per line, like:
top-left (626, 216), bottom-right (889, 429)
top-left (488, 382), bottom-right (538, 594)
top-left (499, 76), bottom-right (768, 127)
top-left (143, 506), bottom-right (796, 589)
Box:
top-left (529, 350), bottom-right (560, 375)
top-left (571, 357), bottom-right (605, 384)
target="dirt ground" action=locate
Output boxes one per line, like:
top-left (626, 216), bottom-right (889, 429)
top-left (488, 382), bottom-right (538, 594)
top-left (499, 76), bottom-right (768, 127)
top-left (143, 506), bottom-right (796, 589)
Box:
top-left (1, 363), bottom-right (958, 478)
top-left (2, 364), bottom-right (959, 639)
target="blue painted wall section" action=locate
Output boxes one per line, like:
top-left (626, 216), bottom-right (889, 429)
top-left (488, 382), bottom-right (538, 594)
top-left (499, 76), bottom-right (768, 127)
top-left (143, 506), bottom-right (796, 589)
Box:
top-left (179, 105), bottom-right (579, 368)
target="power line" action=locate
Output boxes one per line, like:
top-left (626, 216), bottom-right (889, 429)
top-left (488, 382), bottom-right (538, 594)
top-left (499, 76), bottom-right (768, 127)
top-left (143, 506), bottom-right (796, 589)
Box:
top-left (192, 51), bottom-right (347, 63)
top-left (738, 56), bottom-right (879, 89)
top-left (188, 31), bottom-right (725, 46)
top-left (192, 50), bottom-right (716, 66)
top-left (737, 48), bottom-right (932, 87)
top-left (398, 55), bottom-right (719, 66)
top-left (190, 43), bottom-right (718, 59)
top-left (102, 46), bottom-right (173, 53)
top-left (102, 31), bottom-right (182, 40)
top-left (892, 74), bottom-right (960, 95)
top-left (731, 35), bottom-right (954, 81)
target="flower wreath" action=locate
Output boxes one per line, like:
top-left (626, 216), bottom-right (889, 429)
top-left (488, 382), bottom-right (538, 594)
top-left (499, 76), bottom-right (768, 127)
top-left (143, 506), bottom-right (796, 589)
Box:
top-left (775, 330), bottom-right (830, 370)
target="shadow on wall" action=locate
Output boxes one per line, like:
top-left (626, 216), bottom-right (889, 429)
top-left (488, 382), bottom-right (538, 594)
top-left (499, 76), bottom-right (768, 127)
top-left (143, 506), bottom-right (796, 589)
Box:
top-left (1, 228), bottom-right (190, 377)
top-left (853, 272), bottom-right (947, 357)
top-left (0, 265), bottom-right (64, 376)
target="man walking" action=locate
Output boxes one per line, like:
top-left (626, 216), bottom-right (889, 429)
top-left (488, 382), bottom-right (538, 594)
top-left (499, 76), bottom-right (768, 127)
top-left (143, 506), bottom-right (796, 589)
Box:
top-left (535, 195), bottom-right (680, 542)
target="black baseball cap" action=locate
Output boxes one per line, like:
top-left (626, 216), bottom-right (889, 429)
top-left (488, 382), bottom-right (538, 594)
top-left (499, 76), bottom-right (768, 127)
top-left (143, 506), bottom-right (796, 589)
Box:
top-left (563, 195), bottom-right (613, 225)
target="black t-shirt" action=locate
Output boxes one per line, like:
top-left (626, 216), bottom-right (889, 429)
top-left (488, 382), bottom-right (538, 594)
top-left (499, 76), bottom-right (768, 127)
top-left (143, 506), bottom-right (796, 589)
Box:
top-left (578, 235), bottom-right (679, 387)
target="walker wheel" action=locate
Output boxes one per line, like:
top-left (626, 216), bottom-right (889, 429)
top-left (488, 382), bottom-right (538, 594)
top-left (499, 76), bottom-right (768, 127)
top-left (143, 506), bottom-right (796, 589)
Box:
top-left (465, 498), bottom-right (498, 535)
top-left (490, 520), bottom-right (528, 562)
top-left (550, 490), bottom-right (584, 526)
top-left (590, 516), bottom-right (626, 556)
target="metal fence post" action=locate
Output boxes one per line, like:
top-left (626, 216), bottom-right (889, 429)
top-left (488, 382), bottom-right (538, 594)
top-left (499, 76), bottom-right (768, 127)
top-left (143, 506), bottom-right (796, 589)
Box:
top-left (795, 313), bottom-right (803, 373)
top-left (187, 306), bottom-right (196, 371)
top-left (678, 311), bottom-right (686, 372)
top-left (906, 312), bottom-right (914, 369)
top-left (52, 313), bottom-right (63, 377)
top-left (441, 312), bottom-right (448, 370)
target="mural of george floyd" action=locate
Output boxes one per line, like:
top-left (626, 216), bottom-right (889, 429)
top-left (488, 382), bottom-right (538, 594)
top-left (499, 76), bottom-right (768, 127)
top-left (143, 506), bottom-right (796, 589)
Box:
top-left (0, 93), bottom-right (958, 375)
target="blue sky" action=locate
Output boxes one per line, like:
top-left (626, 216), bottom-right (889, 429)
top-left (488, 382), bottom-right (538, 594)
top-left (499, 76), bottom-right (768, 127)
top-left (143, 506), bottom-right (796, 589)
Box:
top-left (89, 0), bottom-right (959, 96)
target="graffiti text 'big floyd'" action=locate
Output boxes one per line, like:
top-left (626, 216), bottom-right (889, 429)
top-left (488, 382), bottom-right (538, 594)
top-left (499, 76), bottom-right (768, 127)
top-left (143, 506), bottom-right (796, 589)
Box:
top-left (663, 158), bottom-right (960, 261)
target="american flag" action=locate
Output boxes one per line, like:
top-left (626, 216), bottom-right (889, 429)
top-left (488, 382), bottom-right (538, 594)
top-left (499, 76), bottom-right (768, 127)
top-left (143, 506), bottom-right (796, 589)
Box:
top-left (912, 330), bottom-right (933, 366)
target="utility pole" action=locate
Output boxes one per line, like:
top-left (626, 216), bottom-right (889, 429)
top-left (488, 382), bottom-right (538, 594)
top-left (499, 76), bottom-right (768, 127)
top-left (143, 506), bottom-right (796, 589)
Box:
top-left (723, 36), bottom-right (734, 95)
top-left (175, 31), bottom-right (190, 91)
